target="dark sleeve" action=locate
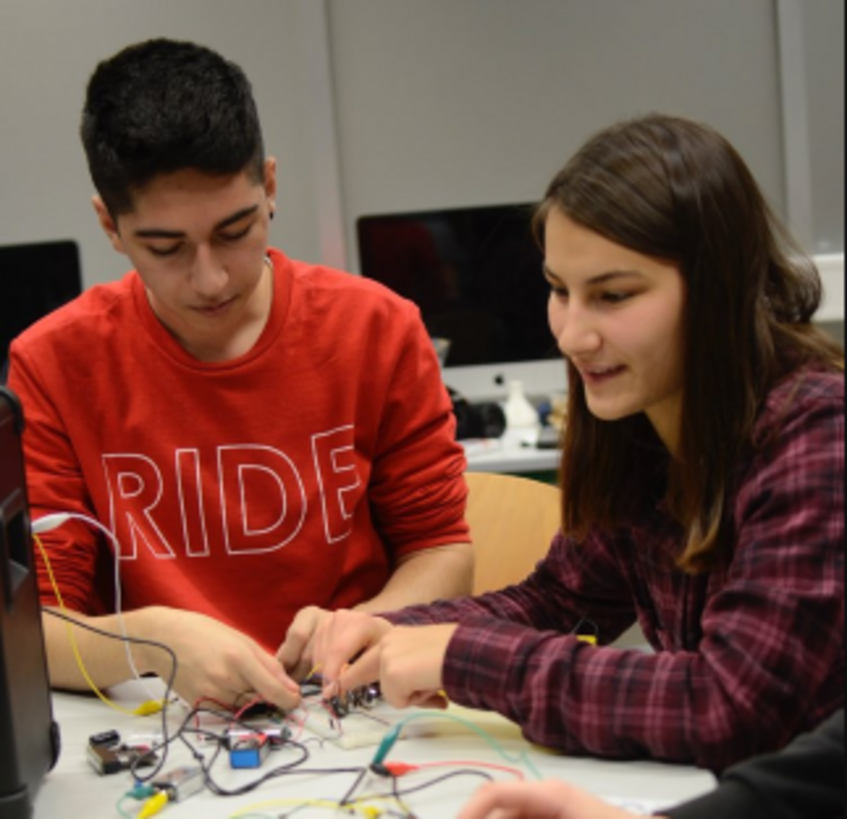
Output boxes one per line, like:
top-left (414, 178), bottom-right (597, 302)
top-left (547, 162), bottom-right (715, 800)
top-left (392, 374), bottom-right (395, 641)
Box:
top-left (664, 710), bottom-right (845, 819)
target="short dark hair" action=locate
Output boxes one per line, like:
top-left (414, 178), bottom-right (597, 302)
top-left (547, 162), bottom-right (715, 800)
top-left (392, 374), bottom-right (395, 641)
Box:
top-left (80, 38), bottom-right (265, 216)
top-left (534, 114), bottom-right (842, 572)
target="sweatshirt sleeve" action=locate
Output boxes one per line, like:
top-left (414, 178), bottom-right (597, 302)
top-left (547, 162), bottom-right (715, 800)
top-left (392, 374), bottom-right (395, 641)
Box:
top-left (366, 307), bottom-right (470, 555)
top-left (385, 526), bottom-right (637, 639)
top-left (402, 383), bottom-right (844, 770)
top-left (7, 339), bottom-right (102, 613)
top-left (664, 710), bottom-right (845, 819)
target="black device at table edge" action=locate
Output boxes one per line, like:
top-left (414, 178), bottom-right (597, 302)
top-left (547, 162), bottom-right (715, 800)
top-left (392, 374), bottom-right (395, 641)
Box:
top-left (0, 386), bottom-right (61, 819)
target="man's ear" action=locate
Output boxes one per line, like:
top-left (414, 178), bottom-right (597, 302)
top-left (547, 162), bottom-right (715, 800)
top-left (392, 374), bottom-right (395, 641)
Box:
top-left (92, 196), bottom-right (126, 254)
top-left (263, 157), bottom-right (278, 210)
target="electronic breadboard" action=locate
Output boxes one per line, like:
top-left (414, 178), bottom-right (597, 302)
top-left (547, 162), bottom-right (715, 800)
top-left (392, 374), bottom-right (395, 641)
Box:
top-left (294, 699), bottom-right (439, 750)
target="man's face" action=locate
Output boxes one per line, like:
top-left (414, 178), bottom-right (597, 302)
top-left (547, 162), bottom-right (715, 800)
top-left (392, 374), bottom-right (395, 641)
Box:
top-left (94, 159), bottom-right (276, 361)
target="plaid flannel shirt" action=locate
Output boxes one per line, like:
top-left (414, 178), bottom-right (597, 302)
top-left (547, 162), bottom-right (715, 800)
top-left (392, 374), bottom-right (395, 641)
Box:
top-left (388, 367), bottom-right (844, 771)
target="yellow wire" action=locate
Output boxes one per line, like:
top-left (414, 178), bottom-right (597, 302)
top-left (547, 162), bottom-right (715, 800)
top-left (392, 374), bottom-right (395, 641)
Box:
top-left (34, 533), bottom-right (161, 717)
top-left (230, 798), bottom-right (361, 816)
top-left (231, 795), bottom-right (400, 817)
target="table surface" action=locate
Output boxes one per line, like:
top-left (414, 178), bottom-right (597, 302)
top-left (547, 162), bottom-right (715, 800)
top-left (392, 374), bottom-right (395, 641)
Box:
top-left (463, 428), bottom-right (559, 474)
top-left (33, 681), bottom-right (716, 819)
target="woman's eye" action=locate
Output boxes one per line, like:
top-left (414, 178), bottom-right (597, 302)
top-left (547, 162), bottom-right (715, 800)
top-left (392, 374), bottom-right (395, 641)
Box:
top-left (601, 291), bottom-right (632, 304)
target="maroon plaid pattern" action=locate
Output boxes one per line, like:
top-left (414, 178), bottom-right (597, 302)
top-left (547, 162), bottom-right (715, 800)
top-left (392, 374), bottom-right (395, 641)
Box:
top-left (389, 368), bottom-right (844, 771)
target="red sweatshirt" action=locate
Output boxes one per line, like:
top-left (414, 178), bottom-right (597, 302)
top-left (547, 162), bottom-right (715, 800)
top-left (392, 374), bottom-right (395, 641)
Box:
top-left (8, 248), bottom-right (469, 650)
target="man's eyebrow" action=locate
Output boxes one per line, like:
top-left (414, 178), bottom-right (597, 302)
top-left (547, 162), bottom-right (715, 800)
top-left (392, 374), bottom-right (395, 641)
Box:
top-left (214, 204), bottom-right (260, 231)
top-left (133, 204), bottom-right (260, 239)
top-left (542, 265), bottom-right (645, 285)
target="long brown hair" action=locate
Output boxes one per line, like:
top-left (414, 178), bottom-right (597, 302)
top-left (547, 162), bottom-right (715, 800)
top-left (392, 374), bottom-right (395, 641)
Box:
top-left (534, 114), bottom-right (843, 572)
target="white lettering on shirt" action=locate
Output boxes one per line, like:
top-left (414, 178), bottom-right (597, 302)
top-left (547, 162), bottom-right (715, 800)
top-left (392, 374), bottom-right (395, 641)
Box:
top-left (102, 453), bottom-right (176, 559)
top-left (101, 431), bottom-right (362, 559)
top-left (218, 444), bottom-right (306, 555)
top-left (312, 425), bottom-right (362, 543)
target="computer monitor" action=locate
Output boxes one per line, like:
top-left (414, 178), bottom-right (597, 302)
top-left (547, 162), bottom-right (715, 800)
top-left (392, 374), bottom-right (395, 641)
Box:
top-left (356, 204), bottom-right (566, 402)
top-left (0, 241), bottom-right (82, 384)
top-left (0, 387), bottom-right (60, 818)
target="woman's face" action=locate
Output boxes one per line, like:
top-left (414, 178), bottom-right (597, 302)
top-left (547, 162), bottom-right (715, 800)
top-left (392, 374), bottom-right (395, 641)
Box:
top-left (544, 207), bottom-right (686, 454)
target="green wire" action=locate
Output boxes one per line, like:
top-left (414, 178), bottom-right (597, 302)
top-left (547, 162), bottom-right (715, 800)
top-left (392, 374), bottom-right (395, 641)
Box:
top-left (386, 711), bottom-right (544, 780)
top-left (115, 795), bottom-right (137, 819)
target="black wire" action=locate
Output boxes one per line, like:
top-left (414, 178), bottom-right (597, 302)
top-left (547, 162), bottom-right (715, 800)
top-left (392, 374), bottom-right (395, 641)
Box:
top-left (44, 606), bottom-right (178, 781)
top-left (339, 767), bottom-right (369, 805)
top-left (43, 625), bottom-right (498, 812)
top-left (203, 763), bottom-right (367, 798)
top-left (174, 704), bottom-right (369, 798)
top-left (380, 768), bottom-right (494, 801)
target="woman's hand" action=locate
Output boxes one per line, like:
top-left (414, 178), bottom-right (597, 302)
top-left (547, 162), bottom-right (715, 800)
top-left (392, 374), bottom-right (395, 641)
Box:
top-left (457, 780), bottom-right (649, 819)
top-left (289, 608), bottom-right (456, 709)
top-left (341, 623), bottom-right (457, 709)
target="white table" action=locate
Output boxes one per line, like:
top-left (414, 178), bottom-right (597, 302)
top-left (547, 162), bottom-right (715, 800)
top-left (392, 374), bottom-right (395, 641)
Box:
top-left (34, 681), bottom-right (716, 819)
top-left (463, 428), bottom-right (559, 475)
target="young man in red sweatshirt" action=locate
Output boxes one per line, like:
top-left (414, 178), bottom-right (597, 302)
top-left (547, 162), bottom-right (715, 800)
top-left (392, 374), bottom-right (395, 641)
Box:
top-left (8, 38), bottom-right (472, 709)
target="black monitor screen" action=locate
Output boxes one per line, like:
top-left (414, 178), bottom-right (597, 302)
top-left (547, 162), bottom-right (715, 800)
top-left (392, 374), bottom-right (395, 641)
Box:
top-left (356, 204), bottom-right (559, 367)
top-left (0, 240), bottom-right (82, 383)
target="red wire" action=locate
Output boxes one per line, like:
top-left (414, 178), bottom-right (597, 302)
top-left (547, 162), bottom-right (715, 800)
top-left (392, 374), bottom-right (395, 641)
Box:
top-left (387, 760), bottom-right (525, 780)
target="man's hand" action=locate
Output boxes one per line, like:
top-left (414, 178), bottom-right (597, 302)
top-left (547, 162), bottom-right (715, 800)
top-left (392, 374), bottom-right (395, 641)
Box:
top-left (456, 780), bottom-right (649, 819)
top-left (278, 608), bottom-right (393, 690)
top-left (43, 605), bottom-right (302, 710)
top-left (292, 609), bottom-right (457, 709)
top-left (276, 605), bottom-right (334, 681)
top-left (138, 607), bottom-right (302, 709)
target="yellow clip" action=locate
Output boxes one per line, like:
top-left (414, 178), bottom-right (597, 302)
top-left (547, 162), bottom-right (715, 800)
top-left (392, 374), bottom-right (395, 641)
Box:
top-left (133, 700), bottom-right (165, 717)
top-left (138, 790), bottom-right (169, 819)
top-left (576, 635), bottom-right (597, 645)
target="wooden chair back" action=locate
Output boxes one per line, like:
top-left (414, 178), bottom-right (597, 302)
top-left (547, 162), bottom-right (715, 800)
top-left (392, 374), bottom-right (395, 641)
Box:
top-left (464, 471), bottom-right (561, 595)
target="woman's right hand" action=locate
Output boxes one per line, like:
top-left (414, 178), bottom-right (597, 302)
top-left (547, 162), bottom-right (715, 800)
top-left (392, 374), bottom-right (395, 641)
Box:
top-left (456, 780), bottom-right (653, 819)
top-left (288, 608), bottom-right (395, 698)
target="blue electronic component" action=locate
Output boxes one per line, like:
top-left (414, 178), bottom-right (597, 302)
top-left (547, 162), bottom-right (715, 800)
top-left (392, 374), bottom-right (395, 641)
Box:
top-left (228, 734), bottom-right (270, 769)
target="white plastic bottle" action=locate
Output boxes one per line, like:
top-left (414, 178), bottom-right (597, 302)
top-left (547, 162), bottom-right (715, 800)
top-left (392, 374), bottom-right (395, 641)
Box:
top-left (503, 380), bottom-right (539, 430)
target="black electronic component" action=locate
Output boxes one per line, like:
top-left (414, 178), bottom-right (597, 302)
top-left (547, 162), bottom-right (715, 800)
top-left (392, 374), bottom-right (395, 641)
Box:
top-left (236, 700), bottom-right (280, 719)
top-left (86, 743), bottom-right (157, 776)
top-left (325, 682), bottom-right (383, 719)
top-left (88, 729), bottom-right (120, 748)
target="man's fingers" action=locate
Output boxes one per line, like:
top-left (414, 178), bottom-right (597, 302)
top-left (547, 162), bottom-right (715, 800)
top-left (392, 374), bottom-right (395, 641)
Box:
top-left (277, 607), bottom-right (319, 674)
top-left (247, 648), bottom-right (302, 710)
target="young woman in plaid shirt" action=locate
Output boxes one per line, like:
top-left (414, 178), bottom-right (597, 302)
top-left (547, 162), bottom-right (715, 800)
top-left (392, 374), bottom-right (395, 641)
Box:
top-left (282, 114), bottom-right (844, 772)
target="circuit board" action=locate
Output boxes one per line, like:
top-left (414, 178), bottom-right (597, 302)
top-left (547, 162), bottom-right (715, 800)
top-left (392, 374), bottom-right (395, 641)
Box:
top-left (292, 697), bottom-right (438, 750)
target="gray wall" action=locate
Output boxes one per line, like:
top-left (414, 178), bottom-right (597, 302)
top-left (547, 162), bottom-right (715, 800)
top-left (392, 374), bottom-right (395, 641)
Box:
top-left (0, 0), bottom-right (843, 289)
top-left (328, 0), bottom-right (786, 268)
top-left (0, 0), bottom-right (324, 287)
top-left (798, 0), bottom-right (844, 253)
